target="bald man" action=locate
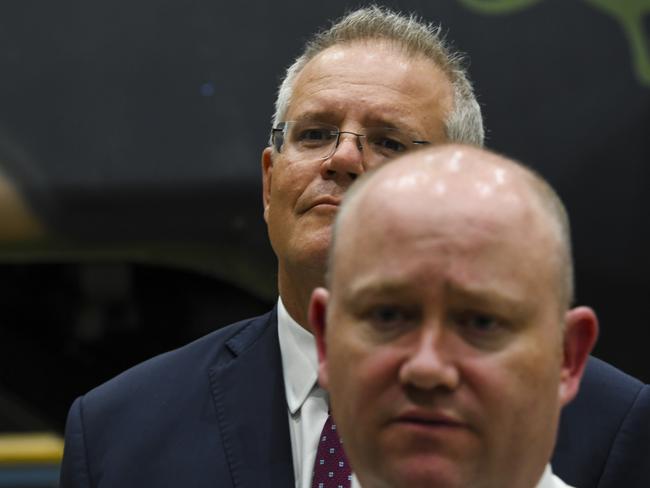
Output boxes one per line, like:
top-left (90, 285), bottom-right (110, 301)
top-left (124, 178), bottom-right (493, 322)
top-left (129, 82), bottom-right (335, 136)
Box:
top-left (311, 145), bottom-right (599, 488)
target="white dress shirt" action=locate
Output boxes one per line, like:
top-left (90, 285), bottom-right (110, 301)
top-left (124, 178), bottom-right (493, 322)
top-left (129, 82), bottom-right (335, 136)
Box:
top-left (278, 298), bottom-right (330, 488)
top-left (350, 464), bottom-right (574, 488)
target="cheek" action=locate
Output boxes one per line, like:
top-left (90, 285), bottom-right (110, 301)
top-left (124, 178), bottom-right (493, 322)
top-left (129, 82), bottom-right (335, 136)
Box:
top-left (356, 348), bottom-right (403, 398)
top-left (275, 158), bottom-right (318, 190)
top-left (328, 336), bottom-right (403, 417)
top-left (268, 172), bottom-right (297, 209)
top-left (326, 335), bottom-right (404, 467)
top-left (266, 168), bottom-right (307, 227)
top-left (462, 341), bottom-right (563, 440)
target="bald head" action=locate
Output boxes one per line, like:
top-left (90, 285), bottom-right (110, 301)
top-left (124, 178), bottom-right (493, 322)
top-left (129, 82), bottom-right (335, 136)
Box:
top-left (330, 144), bottom-right (574, 312)
top-left (313, 144), bottom-right (597, 488)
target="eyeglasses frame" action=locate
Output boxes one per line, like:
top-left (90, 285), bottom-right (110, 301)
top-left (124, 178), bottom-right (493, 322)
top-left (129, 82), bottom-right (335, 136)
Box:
top-left (270, 121), bottom-right (430, 160)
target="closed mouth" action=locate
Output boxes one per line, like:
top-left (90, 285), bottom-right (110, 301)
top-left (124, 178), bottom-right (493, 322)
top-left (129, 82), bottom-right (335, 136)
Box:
top-left (398, 417), bottom-right (463, 428)
top-left (308, 197), bottom-right (341, 210)
top-left (394, 410), bottom-right (466, 429)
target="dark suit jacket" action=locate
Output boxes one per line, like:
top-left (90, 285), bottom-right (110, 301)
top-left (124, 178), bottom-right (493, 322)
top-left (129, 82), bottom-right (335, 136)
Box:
top-left (553, 356), bottom-right (650, 487)
top-left (60, 309), bottom-right (294, 488)
top-left (60, 308), bottom-right (650, 487)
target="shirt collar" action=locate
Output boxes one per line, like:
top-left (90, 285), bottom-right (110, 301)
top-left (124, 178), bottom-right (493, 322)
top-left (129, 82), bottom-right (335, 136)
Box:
top-left (536, 464), bottom-right (573, 488)
top-left (351, 464), bottom-right (571, 488)
top-left (277, 297), bottom-right (319, 415)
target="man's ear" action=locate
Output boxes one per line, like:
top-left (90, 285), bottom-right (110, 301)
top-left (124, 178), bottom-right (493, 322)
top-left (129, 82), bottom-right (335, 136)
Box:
top-left (309, 287), bottom-right (330, 390)
top-left (559, 306), bottom-right (599, 406)
top-left (261, 147), bottom-right (274, 223)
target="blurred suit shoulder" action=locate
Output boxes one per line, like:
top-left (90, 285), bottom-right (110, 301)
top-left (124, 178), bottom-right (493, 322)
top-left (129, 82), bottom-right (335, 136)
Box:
top-left (553, 355), bottom-right (650, 488)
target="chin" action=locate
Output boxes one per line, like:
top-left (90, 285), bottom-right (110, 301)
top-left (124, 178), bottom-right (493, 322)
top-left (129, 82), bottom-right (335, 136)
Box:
top-left (377, 457), bottom-right (467, 488)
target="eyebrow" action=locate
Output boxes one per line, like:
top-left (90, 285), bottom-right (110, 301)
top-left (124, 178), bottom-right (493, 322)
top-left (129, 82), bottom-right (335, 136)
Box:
top-left (443, 282), bottom-right (531, 319)
top-left (344, 279), bottom-right (530, 317)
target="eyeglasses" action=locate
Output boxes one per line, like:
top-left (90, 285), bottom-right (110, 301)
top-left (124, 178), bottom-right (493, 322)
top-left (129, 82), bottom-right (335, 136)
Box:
top-left (271, 120), bottom-right (429, 164)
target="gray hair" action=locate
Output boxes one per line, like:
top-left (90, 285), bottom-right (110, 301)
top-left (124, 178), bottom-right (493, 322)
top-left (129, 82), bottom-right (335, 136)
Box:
top-left (271, 5), bottom-right (484, 146)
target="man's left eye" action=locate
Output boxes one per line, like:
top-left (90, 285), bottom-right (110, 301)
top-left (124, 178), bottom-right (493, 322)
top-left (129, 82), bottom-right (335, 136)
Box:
top-left (372, 137), bottom-right (407, 153)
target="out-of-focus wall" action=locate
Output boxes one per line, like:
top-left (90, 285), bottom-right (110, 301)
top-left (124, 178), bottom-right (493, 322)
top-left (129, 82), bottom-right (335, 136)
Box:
top-left (0, 0), bottom-right (647, 431)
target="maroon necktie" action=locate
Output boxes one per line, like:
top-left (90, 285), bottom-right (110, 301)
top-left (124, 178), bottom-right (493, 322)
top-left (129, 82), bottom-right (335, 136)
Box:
top-left (311, 414), bottom-right (352, 488)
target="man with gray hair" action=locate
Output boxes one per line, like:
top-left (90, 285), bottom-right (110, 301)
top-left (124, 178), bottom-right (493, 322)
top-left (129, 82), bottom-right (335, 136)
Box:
top-left (60, 6), bottom-right (649, 488)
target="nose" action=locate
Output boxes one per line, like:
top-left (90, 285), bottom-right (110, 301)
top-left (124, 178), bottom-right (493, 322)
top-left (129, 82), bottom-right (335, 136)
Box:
top-left (320, 132), bottom-right (365, 182)
top-left (399, 327), bottom-right (460, 391)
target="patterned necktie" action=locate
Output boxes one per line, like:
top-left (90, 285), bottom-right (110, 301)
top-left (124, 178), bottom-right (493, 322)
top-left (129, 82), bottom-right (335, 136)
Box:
top-left (311, 413), bottom-right (352, 488)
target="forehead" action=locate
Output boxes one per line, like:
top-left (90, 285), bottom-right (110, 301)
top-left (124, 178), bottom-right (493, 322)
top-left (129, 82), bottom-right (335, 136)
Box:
top-left (332, 162), bottom-right (559, 302)
top-left (287, 41), bottom-right (453, 139)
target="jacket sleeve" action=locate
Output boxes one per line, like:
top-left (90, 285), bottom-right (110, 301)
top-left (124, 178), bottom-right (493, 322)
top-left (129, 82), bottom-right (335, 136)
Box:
top-left (599, 384), bottom-right (650, 487)
top-left (59, 396), bottom-right (92, 488)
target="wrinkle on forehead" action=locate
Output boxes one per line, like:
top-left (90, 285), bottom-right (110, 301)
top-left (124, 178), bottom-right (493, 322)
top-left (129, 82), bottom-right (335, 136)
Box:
top-left (294, 41), bottom-right (450, 106)
top-left (317, 43), bottom-right (414, 75)
top-left (297, 63), bottom-right (431, 104)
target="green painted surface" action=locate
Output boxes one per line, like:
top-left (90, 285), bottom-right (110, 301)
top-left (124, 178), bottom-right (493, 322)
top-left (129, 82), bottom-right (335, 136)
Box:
top-left (457, 0), bottom-right (650, 86)
top-left (457, 0), bottom-right (543, 14)
top-left (586, 0), bottom-right (650, 85)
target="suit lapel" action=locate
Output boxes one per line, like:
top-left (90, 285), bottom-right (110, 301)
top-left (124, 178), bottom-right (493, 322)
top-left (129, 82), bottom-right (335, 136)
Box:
top-left (210, 309), bottom-right (294, 487)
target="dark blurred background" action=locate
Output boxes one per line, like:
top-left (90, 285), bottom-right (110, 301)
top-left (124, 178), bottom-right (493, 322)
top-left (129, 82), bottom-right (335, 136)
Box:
top-left (0, 0), bottom-right (648, 441)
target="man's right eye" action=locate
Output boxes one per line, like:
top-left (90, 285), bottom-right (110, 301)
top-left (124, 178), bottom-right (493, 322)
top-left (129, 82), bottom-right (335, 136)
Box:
top-left (371, 305), bottom-right (402, 323)
top-left (367, 305), bottom-right (416, 331)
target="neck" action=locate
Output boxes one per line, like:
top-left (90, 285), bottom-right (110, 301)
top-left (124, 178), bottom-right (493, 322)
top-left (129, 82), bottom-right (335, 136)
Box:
top-left (277, 262), bottom-right (323, 333)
